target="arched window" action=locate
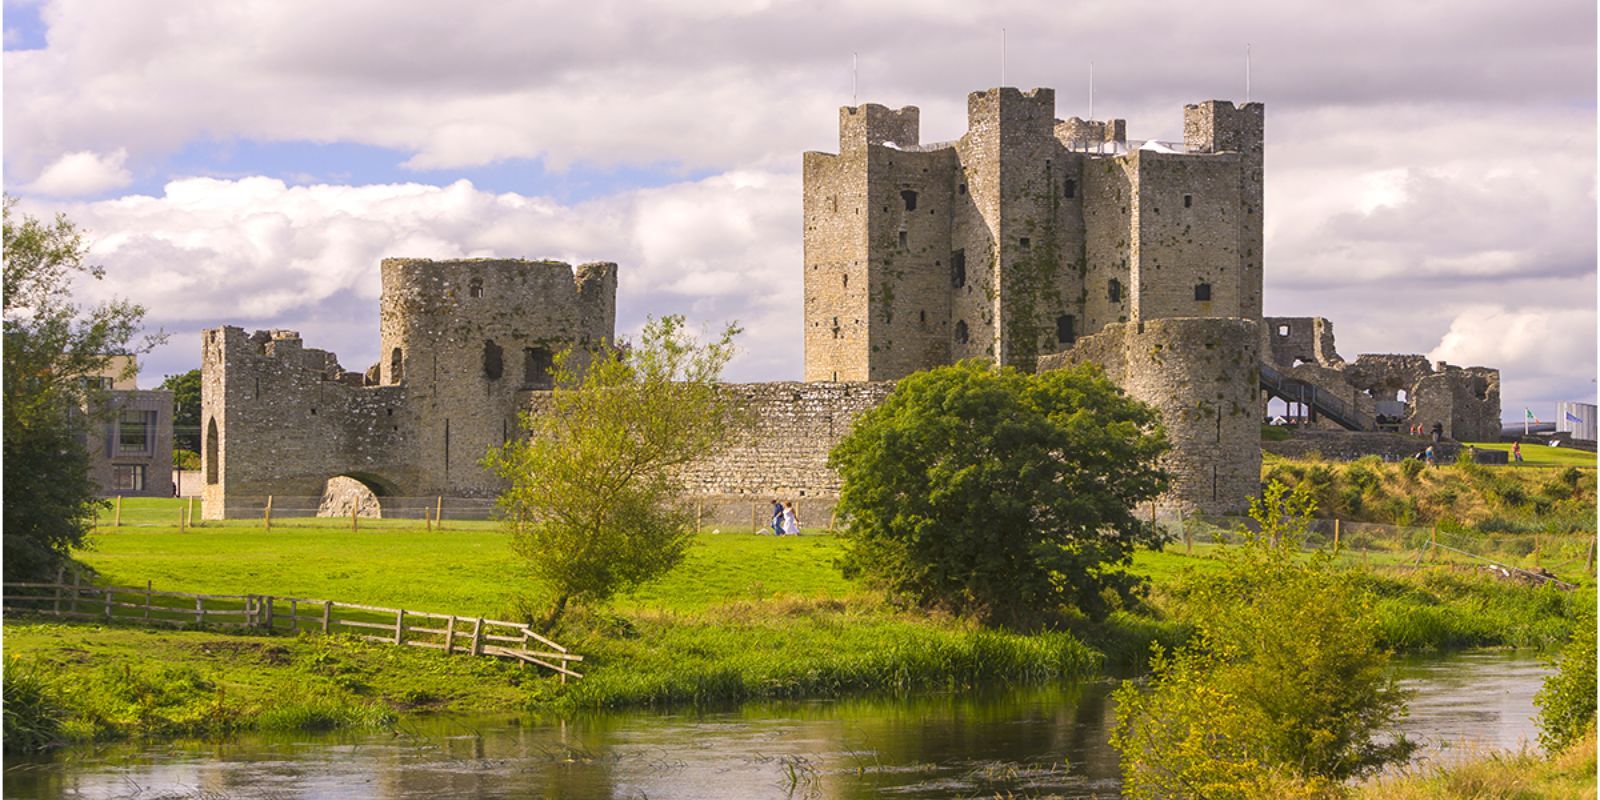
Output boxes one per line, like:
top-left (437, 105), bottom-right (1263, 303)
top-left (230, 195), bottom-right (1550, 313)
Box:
top-left (1056, 314), bottom-right (1076, 345)
top-left (900, 190), bottom-right (918, 212)
top-left (469, 278), bottom-right (484, 298)
top-left (205, 418), bottom-right (219, 484)
top-left (950, 249), bottom-right (966, 288)
top-left (1064, 178), bottom-right (1077, 199)
top-left (483, 339), bottom-right (503, 380)
top-left (955, 320), bottom-right (969, 344)
top-left (389, 347), bottom-right (403, 383)
top-left (1108, 279), bottom-right (1122, 303)
top-left (1194, 283), bottom-right (1212, 301)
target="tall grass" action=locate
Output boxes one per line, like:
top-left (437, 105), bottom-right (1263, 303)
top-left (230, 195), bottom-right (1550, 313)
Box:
top-left (2, 657), bottom-right (65, 752)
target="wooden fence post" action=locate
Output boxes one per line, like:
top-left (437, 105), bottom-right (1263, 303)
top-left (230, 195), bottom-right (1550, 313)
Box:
top-left (144, 581), bottom-right (152, 621)
top-left (352, 505), bottom-right (359, 533)
top-left (695, 502), bottom-right (702, 534)
top-left (424, 507), bottom-right (432, 532)
top-left (189, 496), bottom-right (199, 528)
top-left (1587, 535), bottom-right (1597, 576)
top-left (1429, 524), bottom-right (1438, 563)
top-left (445, 615), bottom-right (457, 654)
top-left (1333, 518), bottom-right (1342, 555)
top-left (322, 600), bottom-right (333, 633)
top-left (471, 617), bottom-right (484, 656)
top-left (195, 596), bottom-right (205, 625)
top-left (265, 495), bottom-right (274, 530)
top-left (71, 571), bottom-right (82, 614)
top-left (179, 505), bottom-right (188, 534)
top-left (114, 496), bottom-right (123, 528)
top-left (436, 497), bottom-right (444, 530)
top-left (264, 596), bottom-right (274, 630)
top-left (394, 609), bottom-right (405, 644)
top-left (52, 567), bottom-right (64, 615)
top-left (104, 586), bottom-right (113, 619)
top-left (289, 599), bottom-right (298, 632)
top-left (751, 502), bottom-right (759, 533)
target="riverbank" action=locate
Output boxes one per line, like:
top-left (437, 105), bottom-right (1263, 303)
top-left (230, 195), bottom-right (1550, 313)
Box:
top-left (1359, 726), bottom-right (1596, 799)
top-left (5, 519), bottom-right (1590, 750)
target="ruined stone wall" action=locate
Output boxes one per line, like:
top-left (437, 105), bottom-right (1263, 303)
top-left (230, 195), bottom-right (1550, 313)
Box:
top-left (1264, 317), bottom-right (1342, 368)
top-left (1413, 366), bottom-right (1501, 442)
top-left (1040, 317), bottom-right (1262, 515)
top-left (378, 258), bottom-right (615, 495)
top-left (201, 327), bottom-right (418, 518)
top-left (1262, 430), bottom-right (1456, 462)
top-left (524, 380), bottom-right (894, 528)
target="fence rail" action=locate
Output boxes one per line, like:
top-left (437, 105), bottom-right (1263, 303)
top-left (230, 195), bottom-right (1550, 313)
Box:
top-left (1, 572), bottom-right (582, 681)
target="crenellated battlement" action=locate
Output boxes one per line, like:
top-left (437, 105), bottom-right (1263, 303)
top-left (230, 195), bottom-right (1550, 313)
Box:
top-left (838, 103), bottom-right (920, 151)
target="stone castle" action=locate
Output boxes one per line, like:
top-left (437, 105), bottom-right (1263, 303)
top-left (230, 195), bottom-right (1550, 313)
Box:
top-left (804, 88), bottom-right (1262, 381)
top-left (200, 86), bottom-right (1500, 522)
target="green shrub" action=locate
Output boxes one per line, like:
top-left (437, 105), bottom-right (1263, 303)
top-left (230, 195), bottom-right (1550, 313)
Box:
top-left (1261, 425), bottom-right (1292, 442)
top-left (2, 657), bottom-right (64, 752)
top-left (1399, 458), bottom-right (1424, 481)
top-left (1536, 599), bottom-right (1597, 752)
top-left (1112, 483), bottom-right (1412, 798)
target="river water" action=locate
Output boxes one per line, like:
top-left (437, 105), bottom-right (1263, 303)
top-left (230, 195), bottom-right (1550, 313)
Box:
top-left (5, 651), bottom-right (1548, 799)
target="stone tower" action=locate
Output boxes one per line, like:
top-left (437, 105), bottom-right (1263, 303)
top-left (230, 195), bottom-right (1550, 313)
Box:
top-left (802, 87), bottom-right (1265, 381)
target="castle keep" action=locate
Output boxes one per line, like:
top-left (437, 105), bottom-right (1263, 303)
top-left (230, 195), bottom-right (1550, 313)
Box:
top-left (201, 85), bottom-right (1501, 521)
top-left (803, 88), bottom-right (1263, 381)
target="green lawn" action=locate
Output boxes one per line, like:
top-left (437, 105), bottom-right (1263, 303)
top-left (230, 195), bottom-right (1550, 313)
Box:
top-left (1468, 441), bottom-right (1597, 468)
top-left (7, 498), bottom-right (1586, 748)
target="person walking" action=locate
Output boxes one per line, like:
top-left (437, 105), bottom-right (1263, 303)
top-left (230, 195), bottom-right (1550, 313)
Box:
top-left (769, 499), bottom-right (784, 536)
top-left (1431, 422), bottom-right (1444, 444)
top-left (1513, 441), bottom-right (1524, 463)
top-left (1424, 444), bottom-right (1437, 469)
top-left (781, 502), bottom-right (801, 536)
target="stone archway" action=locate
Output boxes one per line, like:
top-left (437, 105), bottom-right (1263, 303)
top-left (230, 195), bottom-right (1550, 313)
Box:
top-left (316, 473), bottom-right (392, 519)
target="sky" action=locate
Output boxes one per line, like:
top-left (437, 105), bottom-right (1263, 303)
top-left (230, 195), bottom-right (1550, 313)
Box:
top-left (4, 0), bottom-right (1595, 422)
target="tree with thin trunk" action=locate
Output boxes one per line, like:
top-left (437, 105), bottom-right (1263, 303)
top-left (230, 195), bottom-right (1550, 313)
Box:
top-left (484, 315), bottom-right (743, 630)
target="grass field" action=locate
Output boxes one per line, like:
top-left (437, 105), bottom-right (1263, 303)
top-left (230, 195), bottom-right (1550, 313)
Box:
top-left (1469, 441), bottom-right (1598, 468)
top-left (9, 497), bottom-right (1591, 749)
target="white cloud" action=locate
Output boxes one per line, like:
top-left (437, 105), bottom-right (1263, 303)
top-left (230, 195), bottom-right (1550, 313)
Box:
top-left (22, 147), bottom-right (131, 196)
top-left (19, 170), bottom-right (800, 383)
top-left (1429, 306), bottom-right (1598, 410)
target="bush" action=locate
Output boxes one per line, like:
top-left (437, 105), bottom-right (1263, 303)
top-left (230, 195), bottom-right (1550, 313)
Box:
top-left (1536, 599), bottom-right (1597, 752)
top-left (1112, 483), bottom-right (1413, 797)
top-left (1399, 458), bottom-right (1424, 481)
top-left (2, 657), bottom-right (64, 752)
top-left (172, 449), bottom-right (200, 471)
top-left (830, 360), bottom-right (1169, 626)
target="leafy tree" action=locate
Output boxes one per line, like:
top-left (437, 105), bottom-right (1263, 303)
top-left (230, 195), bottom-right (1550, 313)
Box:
top-left (484, 315), bottom-right (743, 630)
top-left (1535, 597), bottom-right (1597, 752)
top-left (3, 198), bottom-right (161, 580)
top-left (159, 368), bottom-right (202, 453)
top-left (1111, 482), bottom-right (1413, 799)
top-left (828, 360), bottom-right (1170, 626)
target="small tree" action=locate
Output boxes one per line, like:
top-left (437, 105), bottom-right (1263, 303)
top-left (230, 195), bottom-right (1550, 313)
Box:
top-left (3, 198), bottom-right (161, 580)
top-left (828, 360), bottom-right (1170, 626)
top-left (485, 315), bottom-right (742, 630)
top-left (1535, 598), bottom-right (1597, 752)
top-left (1111, 482), bottom-right (1413, 798)
top-left (159, 368), bottom-right (202, 453)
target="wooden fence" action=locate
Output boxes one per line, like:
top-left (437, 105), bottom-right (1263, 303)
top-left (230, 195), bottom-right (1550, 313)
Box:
top-left (1, 572), bottom-right (582, 681)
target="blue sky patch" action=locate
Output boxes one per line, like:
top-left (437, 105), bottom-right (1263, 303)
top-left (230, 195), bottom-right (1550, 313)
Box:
top-left (140, 138), bottom-right (714, 203)
top-left (3, 0), bottom-right (46, 51)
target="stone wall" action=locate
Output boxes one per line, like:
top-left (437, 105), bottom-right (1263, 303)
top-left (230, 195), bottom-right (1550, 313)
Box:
top-left (1040, 317), bottom-right (1262, 515)
top-left (1262, 430), bottom-right (1458, 462)
top-left (203, 259), bottom-right (617, 519)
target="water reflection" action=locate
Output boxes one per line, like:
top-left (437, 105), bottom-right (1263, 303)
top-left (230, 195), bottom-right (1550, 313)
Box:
top-left (4, 652), bottom-right (1546, 799)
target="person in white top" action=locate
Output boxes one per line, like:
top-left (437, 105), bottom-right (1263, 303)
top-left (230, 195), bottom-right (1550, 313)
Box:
top-left (781, 502), bottom-right (801, 536)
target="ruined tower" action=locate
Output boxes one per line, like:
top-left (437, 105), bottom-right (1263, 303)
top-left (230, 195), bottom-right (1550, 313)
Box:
top-left (201, 258), bottom-right (616, 518)
top-left (803, 87), bottom-right (1265, 381)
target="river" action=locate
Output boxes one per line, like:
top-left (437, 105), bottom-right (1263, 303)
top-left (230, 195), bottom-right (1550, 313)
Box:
top-left (4, 650), bottom-right (1548, 799)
